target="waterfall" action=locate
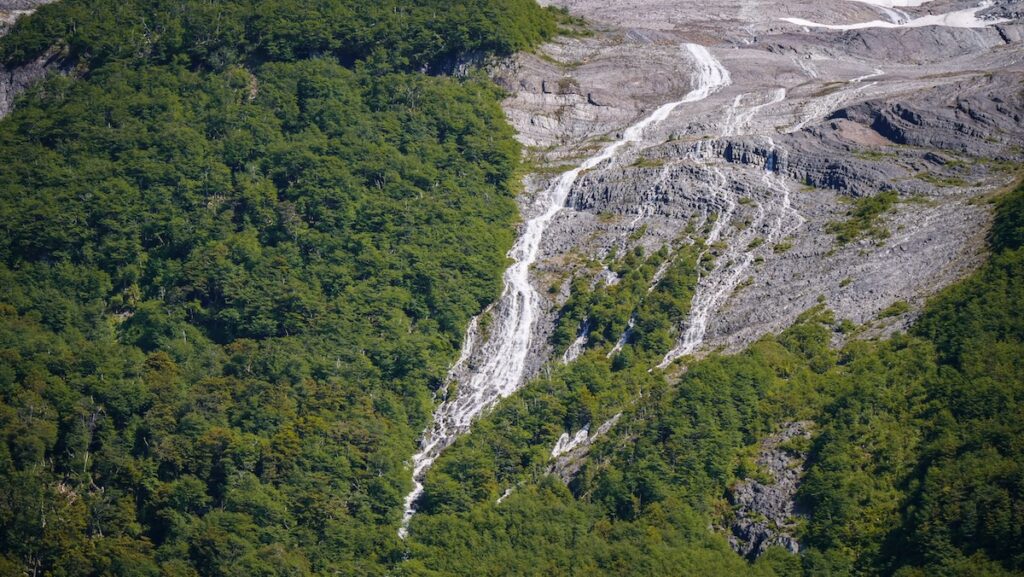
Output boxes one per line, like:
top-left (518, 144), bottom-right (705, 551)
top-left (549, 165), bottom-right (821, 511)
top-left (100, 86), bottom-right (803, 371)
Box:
top-left (398, 43), bottom-right (733, 538)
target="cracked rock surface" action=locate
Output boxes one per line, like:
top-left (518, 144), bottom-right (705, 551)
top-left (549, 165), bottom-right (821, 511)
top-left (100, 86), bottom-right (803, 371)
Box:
top-left (0, 0), bottom-right (61, 118)
top-left (728, 422), bottom-right (813, 559)
top-left (489, 0), bottom-right (1023, 375)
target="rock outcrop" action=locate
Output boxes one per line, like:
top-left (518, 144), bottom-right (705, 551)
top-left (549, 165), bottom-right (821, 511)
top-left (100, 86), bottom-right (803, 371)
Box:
top-left (549, 413), bottom-right (622, 483)
top-left (0, 46), bottom-right (66, 118)
top-left (0, 0), bottom-right (62, 119)
top-left (728, 421), bottom-right (813, 559)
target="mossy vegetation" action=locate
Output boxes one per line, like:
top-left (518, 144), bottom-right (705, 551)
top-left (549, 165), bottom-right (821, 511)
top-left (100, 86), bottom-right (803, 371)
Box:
top-left (826, 191), bottom-right (899, 245)
top-left (878, 300), bottom-right (910, 318)
top-left (915, 171), bottom-right (969, 188)
top-left (631, 157), bottom-right (666, 169)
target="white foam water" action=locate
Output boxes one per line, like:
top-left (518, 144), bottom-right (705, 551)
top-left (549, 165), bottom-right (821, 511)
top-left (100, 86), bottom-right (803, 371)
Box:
top-left (398, 43), bottom-right (732, 538)
top-left (846, 0), bottom-right (934, 7)
top-left (551, 426), bottom-right (590, 458)
top-left (782, 0), bottom-right (1007, 30)
top-left (658, 119), bottom-right (804, 369)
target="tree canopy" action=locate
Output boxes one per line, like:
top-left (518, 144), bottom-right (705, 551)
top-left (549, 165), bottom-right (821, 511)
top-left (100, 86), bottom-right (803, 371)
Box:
top-left (0, 1), bottom-right (556, 575)
top-left (1, 0), bottom-right (1021, 575)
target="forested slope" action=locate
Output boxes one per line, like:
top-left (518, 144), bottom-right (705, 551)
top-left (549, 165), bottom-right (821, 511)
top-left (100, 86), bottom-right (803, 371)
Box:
top-left (401, 182), bottom-right (1024, 577)
top-left (1, 1), bottom-right (1021, 576)
top-left (0, 1), bottom-right (556, 575)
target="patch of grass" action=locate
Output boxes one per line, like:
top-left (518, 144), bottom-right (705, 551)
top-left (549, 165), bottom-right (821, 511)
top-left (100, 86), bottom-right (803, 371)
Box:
top-left (977, 157), bottom-right (1019, 174)
top-left (812, 82), bottom-right (847, 98)
top-left (747, 238), bottom-right (764, 250)
top-left (778, 435), bottom-right (812, 456)
top-left (549, 6), bottom-right (594, 38)
top-left (836, 318), bottom-right (857, 334)
top-left (879, 300), bottom-right (910, 319)
top-left (774, 240), bottom-right (794, 253)
top-left (628, 224), bottom-right (648, 241)
top-left (916, 172), bottom-right (968, 188)
top-left (557, 76), bottom-right (581, 94)
top-left (826, 191), bottom-right (899, 245)
top-left (536, 52), bottom-right (582, 69)
top-left (904, 194), bottom-right (938, 206)
top-left (855, 150), bottom-right (897, 162)
top-left (631, 157), bottom-right (665, 169)
top-left (479, 308), bottom-right (495, 341)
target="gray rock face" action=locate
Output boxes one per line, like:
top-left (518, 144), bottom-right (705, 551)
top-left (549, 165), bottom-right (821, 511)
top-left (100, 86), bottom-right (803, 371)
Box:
top-left (0, 0), bottom-right (61, 119)
top-left (549, 413), bottom-right (623, 484)
top-left (0, 0), bottom-right (52, 32)
top-left (493, 0), bottom-right (1023, 377)
top-left (492, 38), bottom-right (693, 148)
top-left (0, 0), bottom-right (53, 10)
top-left (0, 47), bottom-right (64, 118)
top-left (728, 421), bottom-right (813, 559)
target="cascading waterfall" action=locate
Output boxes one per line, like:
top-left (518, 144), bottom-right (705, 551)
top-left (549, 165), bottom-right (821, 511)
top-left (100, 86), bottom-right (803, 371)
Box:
top-left (562, 319), bottom-right (591, 364)
top-left (551, 426), bottom-right (590, 458)
top-left (398, 43), bottom-right (732, 538)
top-left (657, 167), bottom-right (745, 369)
top-left (658, 88), bottom-right (804, 369)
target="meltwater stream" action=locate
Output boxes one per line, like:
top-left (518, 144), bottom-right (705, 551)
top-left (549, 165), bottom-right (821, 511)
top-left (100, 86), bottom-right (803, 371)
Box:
top-left (782, 0), bottom-right (1007, 30)
top-left (398, 43), bottom-right (732, 538)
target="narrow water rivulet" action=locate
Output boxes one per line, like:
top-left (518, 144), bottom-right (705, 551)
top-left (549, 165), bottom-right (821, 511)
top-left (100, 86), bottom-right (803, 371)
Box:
top-left (399, 42), bottom-right (732, 537)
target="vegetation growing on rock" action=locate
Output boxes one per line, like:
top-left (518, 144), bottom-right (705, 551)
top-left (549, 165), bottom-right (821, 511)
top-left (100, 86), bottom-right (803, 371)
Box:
top-left (404, 183), bottom-right (1024, 577)
top-left (0, 0), bottom-right (1021, 576)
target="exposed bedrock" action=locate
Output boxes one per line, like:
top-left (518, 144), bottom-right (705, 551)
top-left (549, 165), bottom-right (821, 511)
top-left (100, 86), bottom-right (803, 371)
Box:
top-left (0, 0), bottom-right (52, 8)
top-left (728, 422), bottom-right (813, 560)
top-left (0, 47), bottom-right (66, 118)
top-left (832, 75), bottom-right (1024, 154)
top-left (769, 23), bottom-right (1014, 63)
top-left (492, 38), bottom-right (693, 148)
top-left (499, 0), bottom-right (1023, 366)
top-left (0, 1), bottom-right (63, 119)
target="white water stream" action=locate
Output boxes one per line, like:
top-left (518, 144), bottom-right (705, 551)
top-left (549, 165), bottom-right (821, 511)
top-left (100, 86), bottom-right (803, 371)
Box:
top-left (656, 166), bottom-right (746, 369)
top-left (551, 426), bottom-right (591, 458)
top-left (398, 43), bottom-right (734, 537)
top-left (562, 319), bottom-right (591, 364)
top-left (847, 0), bottom-right (934, 6)
top-left (782, 0), bottom-right (1007, 30)
top-left (657, 86), bottom-right (803, 369)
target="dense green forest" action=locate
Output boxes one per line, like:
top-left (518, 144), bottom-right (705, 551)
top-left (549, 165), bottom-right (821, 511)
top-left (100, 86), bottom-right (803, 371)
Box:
top-left (0, 1), bottom-right (557, 575)
top-left (1, 0), bottom-right (1022, 576)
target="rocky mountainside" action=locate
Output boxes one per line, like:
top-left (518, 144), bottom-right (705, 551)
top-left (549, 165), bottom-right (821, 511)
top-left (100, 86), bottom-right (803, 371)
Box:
top-left (492, 0), bottom-right (1022, 370)
top-left (1, 1), bottom-right (1022, 574)
top-left (397, 0), bottom-right (1022, 526)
